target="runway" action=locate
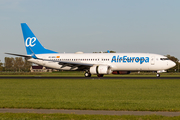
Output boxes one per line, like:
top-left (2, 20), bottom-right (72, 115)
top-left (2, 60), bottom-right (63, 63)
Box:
top-left (0, 108), bottom-right (180, 116)
top-left (0, 76), bottom-right (180, 79)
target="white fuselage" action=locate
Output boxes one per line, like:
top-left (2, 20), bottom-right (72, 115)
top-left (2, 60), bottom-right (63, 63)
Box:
top-left (6, 23), bottom-right (176, 77)
top-left (27, 53), bottom-right (176, 72)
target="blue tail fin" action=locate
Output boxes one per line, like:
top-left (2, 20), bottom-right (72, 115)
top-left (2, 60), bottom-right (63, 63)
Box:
top-left (21, 23), bottom-right (58, 55)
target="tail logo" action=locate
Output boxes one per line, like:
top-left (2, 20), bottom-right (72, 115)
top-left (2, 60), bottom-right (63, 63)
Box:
top-left (25, 37), bottom-right (36, 47)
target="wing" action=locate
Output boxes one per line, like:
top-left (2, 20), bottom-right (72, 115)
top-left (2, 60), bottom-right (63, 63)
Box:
top-left (5, 52), bottom-right (94, 70)
top-left (42, 59), bottom-right (93, 70)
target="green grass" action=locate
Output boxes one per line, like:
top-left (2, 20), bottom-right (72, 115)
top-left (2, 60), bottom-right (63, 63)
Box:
top-left (1, 113), bottom-right (180, 120)
top-left (1, 79), bottom-right (180, 111)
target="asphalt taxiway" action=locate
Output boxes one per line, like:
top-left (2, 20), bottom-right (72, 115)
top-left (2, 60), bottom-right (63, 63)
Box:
top-left (0, 108), bottom-right (180, 116)
top-left (0, 76), bottom-right (180, 79)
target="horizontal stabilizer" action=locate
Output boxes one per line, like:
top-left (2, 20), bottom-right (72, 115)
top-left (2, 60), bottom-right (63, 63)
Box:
top-left (5, 53), bottom-right (31, 58)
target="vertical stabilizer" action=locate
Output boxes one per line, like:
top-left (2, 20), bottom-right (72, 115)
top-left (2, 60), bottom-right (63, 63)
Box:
top-left (21, 23), bottom-right (58, 55)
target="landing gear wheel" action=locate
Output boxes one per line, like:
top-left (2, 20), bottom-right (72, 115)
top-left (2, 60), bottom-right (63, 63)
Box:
top-left (84, 72), bottom-right (91, 77)
top-left (97, 74), bottom-right (104, 77)
top-left (156, 73), bottom-right (160, 77)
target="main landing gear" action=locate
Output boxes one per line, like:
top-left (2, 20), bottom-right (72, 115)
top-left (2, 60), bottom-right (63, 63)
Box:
top-left (97, 74), bottom-right (104, 77)
top-left (156, 73), bottom-right (160, 77)
top-left (84, 72), bottom-right (91, 77)
top-left (84, 71), bottom-right (104, 77)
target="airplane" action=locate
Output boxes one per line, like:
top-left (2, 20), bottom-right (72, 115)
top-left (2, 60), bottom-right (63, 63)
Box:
top-left (5, 23), bottom-right (176, 77)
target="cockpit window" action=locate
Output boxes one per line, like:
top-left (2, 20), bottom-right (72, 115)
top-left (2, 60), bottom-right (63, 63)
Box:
top-left (160, 58), bottom-right (169, 60)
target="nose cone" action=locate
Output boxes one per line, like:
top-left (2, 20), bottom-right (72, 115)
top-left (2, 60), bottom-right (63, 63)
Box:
top-left (169, 61), bottom-right (176, 68)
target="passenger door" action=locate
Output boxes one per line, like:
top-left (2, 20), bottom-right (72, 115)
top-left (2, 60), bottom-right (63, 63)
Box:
top-left (151, 56), bottom-right (155, 65)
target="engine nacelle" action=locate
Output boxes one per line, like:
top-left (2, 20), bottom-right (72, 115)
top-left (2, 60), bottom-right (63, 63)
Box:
top-left (90, 65), bottom-right (112, 75)
top-left (112, 71), bottom-right (131, 74)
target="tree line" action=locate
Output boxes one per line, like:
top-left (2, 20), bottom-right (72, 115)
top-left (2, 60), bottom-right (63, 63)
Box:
top-left (0, 57), bottom-right (31, 72)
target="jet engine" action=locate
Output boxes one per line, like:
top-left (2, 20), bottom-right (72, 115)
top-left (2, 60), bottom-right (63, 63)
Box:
top-left (90, 65), bottom-right (112, 75)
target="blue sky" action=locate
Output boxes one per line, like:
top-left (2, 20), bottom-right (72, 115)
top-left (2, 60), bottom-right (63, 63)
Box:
top-left (1, 0), bottom-right (180, 62)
